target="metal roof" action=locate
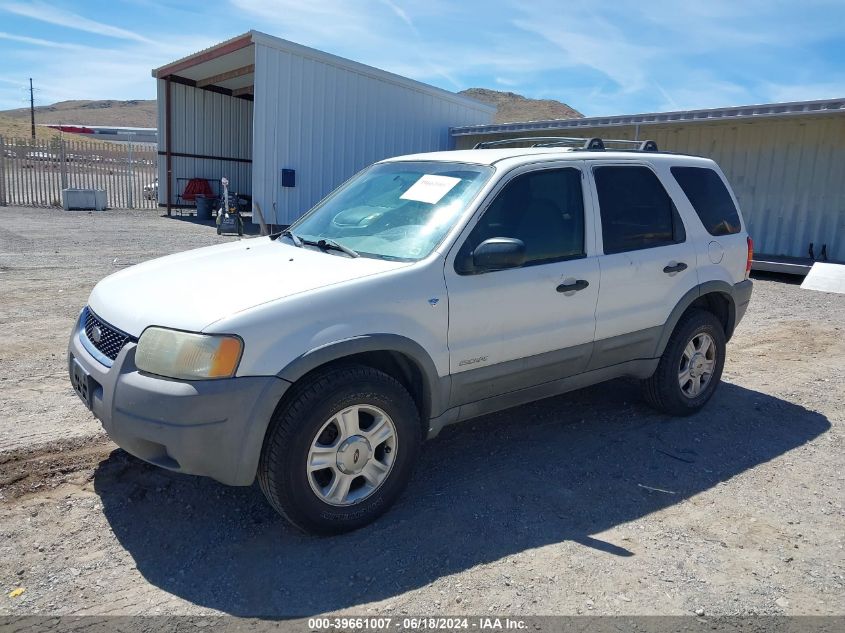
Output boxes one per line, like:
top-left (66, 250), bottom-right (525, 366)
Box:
top-left (451, 97), bottom-right (845, 136)
top-left (151, 33), bottom-right (253, 79)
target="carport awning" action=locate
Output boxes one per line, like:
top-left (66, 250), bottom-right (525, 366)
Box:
top-left (152, 32), bottom-right (255, 100)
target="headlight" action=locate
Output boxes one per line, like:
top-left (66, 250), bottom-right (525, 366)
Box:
top-left (135, 327), bottom-right (243, 380)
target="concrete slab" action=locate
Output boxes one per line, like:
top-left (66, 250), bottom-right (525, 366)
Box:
top-left (752, 254), bottom-right (813, 276)
top-left (800, 262), bottom-right (845, 295)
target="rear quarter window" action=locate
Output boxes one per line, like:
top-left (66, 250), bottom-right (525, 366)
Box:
top-left (671, 166), bottom-right (742, 236)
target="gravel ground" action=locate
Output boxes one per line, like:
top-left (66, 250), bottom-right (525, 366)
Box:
top-left (0, 207), bottom-right (241, 452)
top-left (0, 206), bottom-right (843, 618)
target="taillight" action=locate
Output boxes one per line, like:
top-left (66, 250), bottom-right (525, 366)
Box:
top-left (746, 236), bottom-right (753, 278)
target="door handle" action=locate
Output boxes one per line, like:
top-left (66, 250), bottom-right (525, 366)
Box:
top-left (663, 262), bottom-right (688, 274)
top-left (557, 279), bottom-right (589, 293)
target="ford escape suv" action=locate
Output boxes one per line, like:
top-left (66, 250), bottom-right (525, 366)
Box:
top-left (68, 137), bottom-right (753, 534)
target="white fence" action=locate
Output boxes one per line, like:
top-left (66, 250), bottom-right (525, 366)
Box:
top-left (0, 137), bottom-right (158, 209)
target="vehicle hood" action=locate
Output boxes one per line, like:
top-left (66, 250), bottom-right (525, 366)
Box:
top-left (88, 238), bottom-right (408, 336)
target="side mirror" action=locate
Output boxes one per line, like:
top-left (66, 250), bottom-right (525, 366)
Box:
top-left (472, 237), bottom-right (526, 271)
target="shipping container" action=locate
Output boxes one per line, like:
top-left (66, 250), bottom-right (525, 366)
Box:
top-left (451, 99), bottom-right (845, 266)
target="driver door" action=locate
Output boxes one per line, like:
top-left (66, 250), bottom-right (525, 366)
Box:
top-left (444, 162), bottom-right (600, 407)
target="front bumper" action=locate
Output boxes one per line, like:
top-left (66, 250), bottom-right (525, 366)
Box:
top-left (68, 314), bottom-right (290, 485)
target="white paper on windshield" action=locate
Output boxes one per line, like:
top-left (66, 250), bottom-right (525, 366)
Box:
top-left (400, 174), bottom-right (461, 204)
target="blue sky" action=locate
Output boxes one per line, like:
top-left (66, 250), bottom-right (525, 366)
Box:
top-left (1, 0), bottom-right (844, 116)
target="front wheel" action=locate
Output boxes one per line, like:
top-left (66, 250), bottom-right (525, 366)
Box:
top-left (258, 365), bottom-right (421, 535)
top-left (642, 309), bottom-right (726, 416)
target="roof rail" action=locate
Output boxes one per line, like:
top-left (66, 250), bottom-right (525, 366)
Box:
top-left (597, 138), bottom-right (659, 152)
top-left (473, 136), bottom-right (659, 152)
top-left (473, 136), bottom-right (577, 149)
top-left (531, 137), bottom-right (605, 150)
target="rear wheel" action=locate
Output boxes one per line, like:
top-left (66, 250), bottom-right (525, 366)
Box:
top-left (258, 364), bottom-right (421, 535)
top-left (642, 309), bottom-right (726, 415)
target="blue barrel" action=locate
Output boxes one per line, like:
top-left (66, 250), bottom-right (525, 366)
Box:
top-left (195, 195), bottom-right (215, 220)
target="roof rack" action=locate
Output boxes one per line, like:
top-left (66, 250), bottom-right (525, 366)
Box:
top-left (473, 136), bottom-right (578, 149)
top-left (473, 136), bottom-right (659, 152)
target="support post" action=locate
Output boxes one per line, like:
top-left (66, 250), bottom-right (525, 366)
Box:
top-left (0, 135), bottom-right (7, 206)
top-left (59, 137), bottom-right (68, 190)
top-left (127, 138), bottom-right (134, 209)
top-left (165, 75), bottom-right (173, 216)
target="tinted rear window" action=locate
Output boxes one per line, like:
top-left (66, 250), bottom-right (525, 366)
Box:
top-left (671, 167), bottom-right (741, 236)
top-left (594, 165), bottom-right (684, 254)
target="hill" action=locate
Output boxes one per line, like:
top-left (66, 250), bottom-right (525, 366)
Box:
top-left (459, 88), bottom-right (582, 124)
top-left (0, 99), bottom-right (156, 140)
top-left (0, 89), bottom-right (583, 140)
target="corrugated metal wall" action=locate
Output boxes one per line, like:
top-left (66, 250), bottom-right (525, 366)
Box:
top-left (252, 41), bottom-right (494, 225)
top-left (156, 79), bottom-right (253, 205)
top-left (454, 115), bottom-right (845, 262)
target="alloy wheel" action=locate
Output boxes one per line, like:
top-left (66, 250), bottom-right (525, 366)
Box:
top-left (306, 405), bottom-right (398, 506)
top-left (678, 332), bottom-right (717, 398)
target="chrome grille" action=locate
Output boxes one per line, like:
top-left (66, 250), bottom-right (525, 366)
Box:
top-left (84, 309), bottom-right (132, 361)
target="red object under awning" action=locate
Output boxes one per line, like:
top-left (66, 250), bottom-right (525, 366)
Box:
top-left (182, 178), bottom-right (214, 201)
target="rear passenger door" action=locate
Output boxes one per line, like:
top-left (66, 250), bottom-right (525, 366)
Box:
top-left (586, 162), bottom-right (698, 369)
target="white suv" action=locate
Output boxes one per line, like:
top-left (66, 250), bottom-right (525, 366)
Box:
top-left (68, 138), bottom-right (753, 534)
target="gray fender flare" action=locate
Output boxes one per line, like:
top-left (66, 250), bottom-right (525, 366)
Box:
top-left (653, 281), bottom-right (738, 357)
top-left (277, 334), bottom-right (448, 420)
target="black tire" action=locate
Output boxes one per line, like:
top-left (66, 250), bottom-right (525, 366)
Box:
top-left (258, 364), bottom-right (422, 535)
top-left (642, 309), bottom-right (726, 416)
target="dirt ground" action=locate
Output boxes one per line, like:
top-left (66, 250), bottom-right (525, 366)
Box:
top-left (0, 206), bottom-right (843, 618)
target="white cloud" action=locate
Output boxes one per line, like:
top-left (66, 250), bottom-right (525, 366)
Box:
top-left (2, 0), bottom-right (843, 114)
top-left (763, 82), bottom-right (845, 103)
top-left (230, 0), bottom-right (467, 87)
top-left (0, 0), bottom-right (228, 108)
top-left (379, 0), bottom-right (416, 33)
top-left (511, 6), bottom-right (656, 93)
top-left (1, 1), bottom-right (156, 44)
top-left (0, 27), bottom-right (218, 109)
top-left (0, 31), bottom-right (89, 49)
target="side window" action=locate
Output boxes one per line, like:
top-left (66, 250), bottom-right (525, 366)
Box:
top-left (594, 165), bottom-right (685, 255)
top-left (456, 168), bottom-right (585, 274)
top-left (671, 166), bottom-right (742, 236)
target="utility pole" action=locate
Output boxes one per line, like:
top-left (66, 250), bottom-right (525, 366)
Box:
top-left (29, 78), bottom-right (35, 140)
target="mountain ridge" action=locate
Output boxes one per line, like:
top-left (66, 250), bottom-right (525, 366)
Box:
top-left (459, 88), bottom-right (583, 123)
top-left (0, 89), bottom-right (581, 139)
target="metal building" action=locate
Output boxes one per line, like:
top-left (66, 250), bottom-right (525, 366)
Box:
top-left (452, 98), bottom-right (845, 269)
top-left (152, 31), bottom-right (494, 225)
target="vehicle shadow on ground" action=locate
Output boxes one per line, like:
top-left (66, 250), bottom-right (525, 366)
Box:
top-left (93, 379), bottom-right (829, 616)
top-left (750, 270), bottom-right (803, 286)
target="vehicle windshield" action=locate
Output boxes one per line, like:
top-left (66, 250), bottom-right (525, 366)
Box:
top-left (288, 161), bottom-right (494, 261)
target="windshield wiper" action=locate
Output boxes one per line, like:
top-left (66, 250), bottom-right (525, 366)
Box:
top-left (300, 237), bottom-right (359, 258)
top-left (277, 230), bottom-right (358, 258)
top-left (319, 238), bottom-right (359, 258)
top-left (277, 229), bottom-right (302, 247)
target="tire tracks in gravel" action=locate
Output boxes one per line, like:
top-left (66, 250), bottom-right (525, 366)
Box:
top-left (0, 435), bottom-right (116, 502)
